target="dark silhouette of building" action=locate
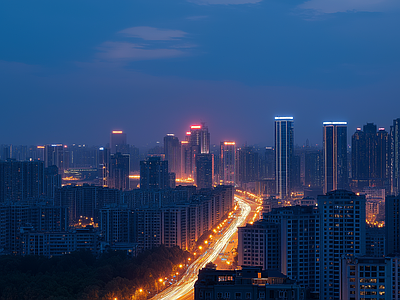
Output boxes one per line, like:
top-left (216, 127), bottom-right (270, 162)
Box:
top-left (391, 118), bottom-right (400, 195)
top-left (323, 122), bottom-right (348, 194)
top-left (304, 149), bottom-right (323, 189)
top-left (196, 154), bottom-right (214, 189)
top-left (385, 195), bottom-right (400, 255)
top-left (164, 134), bottom-right (181, 179)
top-left (140, 156), bottom-right (169, 189)
top-left (110, 130), bottom-right (128, 154)
top-left (44, 165), bottom-right (61, 199)
top-left (351, 123), bottom-right (389, 189)
top-left (109, 152), bottom-right (130, 190)
top-left (44, 144), bottom-right (69, 174)
top-left (220, 141), bottom-right (236, 186)
top-left (0, 159), bottom-right (44, 202)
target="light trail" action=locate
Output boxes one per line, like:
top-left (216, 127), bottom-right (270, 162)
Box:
top-left (150, 196), bottom-right (251, 300)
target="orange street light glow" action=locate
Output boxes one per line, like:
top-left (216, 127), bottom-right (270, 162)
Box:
top-left (181, 141), bottom-right (189, 144)
top-left (224, 142), bottom-right (235, 145)
top-left (112, 130), bottom-right (123, 134)
top-left (37, 146), bottom-right (45, 149)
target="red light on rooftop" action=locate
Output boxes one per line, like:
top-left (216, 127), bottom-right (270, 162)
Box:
top-left (224, 142), bottom-right (235, 145)
top-left (379, 127), bottom-right (385, 131)
top-left (112, 130), bottom-right (123, 134)
top-left (190, 125), bottom-right (202, 129)
top-left (186, 131), bottom-right (191, 135)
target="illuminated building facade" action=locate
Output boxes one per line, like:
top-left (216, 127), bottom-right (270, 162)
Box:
top-left (323, 122), bottom-right (348, 194)
top-left (275, 116), bottom-right (294, 199)
top-left (220, 141), bottom-right (236, 186)
top-left (164, 134), bottom-right (181, 179)
top-left (110, 130), bottom-right (128, 154)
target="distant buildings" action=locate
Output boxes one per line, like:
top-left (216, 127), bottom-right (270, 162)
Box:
top-left (220, 141), bottom-right (236, 186)
top-left (391, 118), bottom-right (400, 196)
top-left (140, 156), bottom-right (169, 190)
top-left (110, 130), bottom-right (128, 154)
top-left (195, 154), bottom-right (214, 189)
top-left (109, 152), bottom-right (130, 190)
top-left (164, 134), bottom-right (181, 179)
top-left (323, 122), bottom-right (348, 194)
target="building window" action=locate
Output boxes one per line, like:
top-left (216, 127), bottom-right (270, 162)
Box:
top-left (235, 292), bottom-right (242, 299)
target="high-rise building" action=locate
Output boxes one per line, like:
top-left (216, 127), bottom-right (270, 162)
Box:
top-left (275, 116), bottom-right (294, 199)
top-left (109, 153), bottom-right (130, 190)
top-left (351, 123), bottom-right (389, 189)
top-left (220, 141), bottom-right (236, 186)
top-left (98, 147), bottom-right (109, 187)
top-left (304, 149), bottom-right (324, 189)
top-left (44, 144), bottom-right (69, 174)
top-left (110, 130), bottom-right (128, 154)
top-left (180, 140), bottom-right (191, 179)
top-left (164, 134), bottom-right (181, 179)
top-left (391, 118), bottom-right (400, 195)
top-left (196, 154), bottom-right (214, 189)
top-left (318, 190), bottom-right (366, 299)
top-left (323, 122), bottom-right (348, 194)
top-left (140, 156), bottom-right (169, 190)
top-left (236, 147), bottom-right (260, 186)
top-left (190, 123), bottom-right (210, 155)
top-left (0, 160), bottom-right (44, 202)
top-left (385, 195), bottom-right (400, 255)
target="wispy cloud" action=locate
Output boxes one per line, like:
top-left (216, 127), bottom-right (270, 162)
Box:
top-left (299, 0), bottom-right (400, 13)
top-left (188, 0), bottom-right (262, 5)
top-left (97, 42), bottom-right (185, 60)
top-left (119, 26), bottom-right (187, 40)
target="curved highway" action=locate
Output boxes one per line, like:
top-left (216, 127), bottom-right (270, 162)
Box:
top-left (150, 196), bottom-right (251, 300)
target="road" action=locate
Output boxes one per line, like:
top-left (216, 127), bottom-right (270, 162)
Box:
top-left (150, 196), bottom-right (251, 300)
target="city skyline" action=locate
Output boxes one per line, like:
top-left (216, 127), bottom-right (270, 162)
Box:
top-left (1, 1), bottom-right (400, 147)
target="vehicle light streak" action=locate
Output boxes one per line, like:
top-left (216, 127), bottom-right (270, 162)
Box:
top-left (151, 196), bottom-right (251, 300)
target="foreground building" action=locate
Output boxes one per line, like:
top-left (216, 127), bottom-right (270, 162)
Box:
top-left (194, 264), bottom-right (306, 300)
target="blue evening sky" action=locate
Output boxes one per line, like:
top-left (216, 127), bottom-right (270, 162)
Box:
top-left (1, 0), bottom-right (399, 147)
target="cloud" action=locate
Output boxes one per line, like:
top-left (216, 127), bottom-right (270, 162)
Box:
top-left (97, 42), bottom-right (185, 60)
top-left (119, 26), bottom-right (187, 40)
top-left (299, 0), bottom-right (400, 13)
top-left (188, 0), bottom-right (261, 5)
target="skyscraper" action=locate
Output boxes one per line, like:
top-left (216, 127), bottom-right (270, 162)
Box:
top-left (109, 152), bottom-right (130, 190)
top-left (391, 118), bottom-right (400, 195)
top-left (164, 134), bottom-right (181, 179)
top-left (275, 116), bottom-right (294, 199)
top-left (44, 144), bottom-right (68, 174)
top-left (351, 123), bottom-right (388, 189)
top-left (190, 123), bottom-right (210, 155)
top-left (110, 130), bottom-right (128, 154)
top-left (220, 141), bottom-right (236, 186)
top-left (323, 122), bottom-right (348, 194)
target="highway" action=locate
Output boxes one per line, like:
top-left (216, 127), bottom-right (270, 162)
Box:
top-left (150, 196), bottom-right (251, 300)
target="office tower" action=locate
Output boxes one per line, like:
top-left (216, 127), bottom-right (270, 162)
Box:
top-left (323, 122), bottom-right (348, 194)
top-left (195, 154), bottom-right (214, 189)
top-left (98, 147), bottom-right (109, 187)
top-left (180, 140), bottom-right (191, 179)
top-left (264, 147), bottom-right (275, 179)
top-left (0, 160), bottom-right (44, 202)
top-left (385, 195), bottom-right (400, 255)
top-left (68, 144), bottom-right (98, 168)
top-left (318, 190), bottom-right (366, 300)
top-left (305, 149), bottom-right (324, 189)
top-left (352, 123), bottom-right (389, 189)
top-left (140, 156), bottom-right (169, 189)
top-left (190, 123), bottom-right (210, 155)
top-left (236, 147), bottom-right (260, 185)
top-left (129, 145), bottom-right (140, 172)
top-left (109, 152), bottom-right (130, 190)
top-left (44, 165), bottom-right (61, 199)
top-left (110, 130), bottom-right (128, 154)
top-left (220, 141), bottom-right (236, 186)
top-left (275, 116), bottom-right (294, 199)
top-left (391, 118), bottom-right (400, 195)
top-left (164, 134), bottom-right (181, 179)
top-left (44, 144), bottom-right (69, 174)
